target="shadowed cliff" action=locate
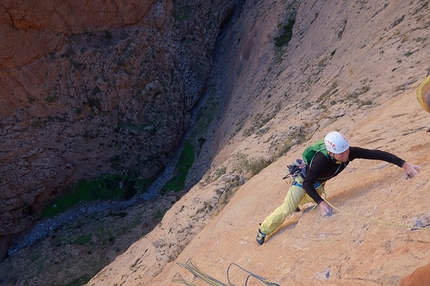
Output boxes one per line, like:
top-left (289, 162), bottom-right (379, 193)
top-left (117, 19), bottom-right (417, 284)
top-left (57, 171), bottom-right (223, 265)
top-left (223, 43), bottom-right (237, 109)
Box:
top-left (1, 0), bottom-right (430, 285)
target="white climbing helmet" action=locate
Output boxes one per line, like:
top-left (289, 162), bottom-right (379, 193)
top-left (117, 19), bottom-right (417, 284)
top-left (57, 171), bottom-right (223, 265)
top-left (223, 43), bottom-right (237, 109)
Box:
top-left (324, 131), bottom-right (350, 154)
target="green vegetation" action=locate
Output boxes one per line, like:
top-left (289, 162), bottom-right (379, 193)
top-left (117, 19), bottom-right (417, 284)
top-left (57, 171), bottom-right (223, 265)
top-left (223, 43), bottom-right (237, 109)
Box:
top-left (231, 153), bottom-right (270, 177)
top-left (359, 99), bottom-right (373, 106)
top-left (174, 6), bottom-right (192, 22)
top-left (345, 85), bottom-right (370, 100)
top-left (46, 95), bottom-right (56, 103)
top-left (14, 207), bottom-right (154, 286)
top-left (75, 107), bottom-right (82, 115)
top-left (214, 166), bottom-right (227, 179)
top-left (84, 97), bottom-right (101, 111)
top-left (412, 0), bottom-right (429, 16)
top-left (41, 174), bottom-right (138, 218)
top-left (242, 112), bottom-right (276, 137)
top-left (64, 275), bottom-right (92, 286)
top-left (70, 60), bottom-right (83, 70)
top-left (73, 233), bottom-right (92, 245)
top-left (194, 95), bottom-right (219, 136)
top-left (318, 56), bottom-right (329, 67)
top-left (102, 30), bottom-right (113, 41)
top-left (162, 141), bottom-right (195, 193)
top-left (274, 19), bottom-right (295, 47)
top-left (31, 120), bottom-right (46, 128)
top-left (404, 51), bottom-right (413, 57)
top-left (153, 209), bottom-right (165, 220)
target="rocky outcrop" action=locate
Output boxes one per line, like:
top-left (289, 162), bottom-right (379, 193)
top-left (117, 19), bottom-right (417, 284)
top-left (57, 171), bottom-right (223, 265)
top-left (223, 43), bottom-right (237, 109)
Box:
top-left (1, 0), bottom-right (430, 284)
top-left (87, 0), bottom-right (430, 284)
top-left (0, 0), bottom-right (237, 260)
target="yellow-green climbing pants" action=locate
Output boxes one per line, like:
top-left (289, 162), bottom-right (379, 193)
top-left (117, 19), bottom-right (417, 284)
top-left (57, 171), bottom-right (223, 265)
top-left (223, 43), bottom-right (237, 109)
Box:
top-left (259, 176), bottom-right (325, 235)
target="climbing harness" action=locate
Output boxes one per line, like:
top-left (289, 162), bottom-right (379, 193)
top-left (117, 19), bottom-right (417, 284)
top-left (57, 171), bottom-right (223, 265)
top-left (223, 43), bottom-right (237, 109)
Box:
top-left (173, 259), bottom-right (280, 286)
top-left (292, 180), bottom-right (321, 189)
top-left (324, 198), bottom-right (430, 231)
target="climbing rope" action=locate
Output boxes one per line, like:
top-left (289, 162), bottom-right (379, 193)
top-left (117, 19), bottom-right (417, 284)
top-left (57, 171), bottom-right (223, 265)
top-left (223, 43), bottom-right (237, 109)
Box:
top-left (173, 195), bottom-right (430, 285)
top-left (176, 259), bottom-right (225, 286)
top-left (172, 272), bottom-right (198, 286)
top-left (323, 198), bottom-right (430, 231)
top-left (226, 262), bottom-right (280, 286)
top-left (174, 259), bottom-right (280, 286)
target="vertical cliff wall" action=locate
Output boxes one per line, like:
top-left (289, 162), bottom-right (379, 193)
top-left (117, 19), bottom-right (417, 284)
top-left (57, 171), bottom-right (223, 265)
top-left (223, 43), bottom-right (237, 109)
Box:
top-left (0, 0), bottom-right (236, 259)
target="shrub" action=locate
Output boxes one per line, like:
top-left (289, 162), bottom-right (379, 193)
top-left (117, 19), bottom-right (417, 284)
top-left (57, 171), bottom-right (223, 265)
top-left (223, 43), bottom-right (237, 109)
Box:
top-left (162, 141), bottom-right (195, 193)
top-left (274, 19), bottom-right (296, 47)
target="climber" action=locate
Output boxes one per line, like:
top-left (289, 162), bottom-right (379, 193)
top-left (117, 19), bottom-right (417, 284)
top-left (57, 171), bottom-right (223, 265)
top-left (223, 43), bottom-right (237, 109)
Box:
top-left (256, 131), bottom-right (422, 245)
top-left (416, 69), bottom-right (430, 113)
top-left (399, 262), bottom-right (430, 286)
top-left (416, 69), bottom-right (430, 132)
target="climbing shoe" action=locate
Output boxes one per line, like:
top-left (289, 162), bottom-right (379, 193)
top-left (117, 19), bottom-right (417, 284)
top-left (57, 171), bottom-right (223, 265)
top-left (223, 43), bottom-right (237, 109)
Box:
top-left (256, 229), bottom-right (266, 245)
